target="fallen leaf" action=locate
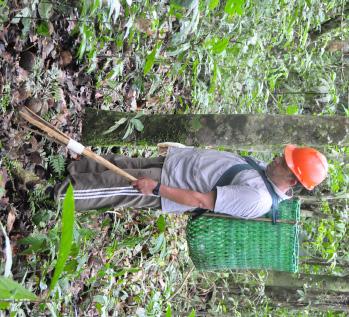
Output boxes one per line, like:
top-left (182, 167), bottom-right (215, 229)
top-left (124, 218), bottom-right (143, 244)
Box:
top-left (41, 39), bottom-right (55, 60)
top-left (6, 206), bottom-right (17, 233)
top-left (135, 18), bottom-right (153, 36)
top-left (327, 41), bottom-right (349, 53)
top-left (59, 50), bottom-right (73, 67)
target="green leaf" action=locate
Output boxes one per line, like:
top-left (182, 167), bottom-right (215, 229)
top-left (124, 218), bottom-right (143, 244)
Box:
top-left (11, 7), bottom-right (30, 24)
top-left (166, 43), bottom-right (191, 57)
top-left (0, 301), bottom-right (10, 309)
top-left (18, 234), bottom-right (47, 247)
top-left (107, 0), bottom-right (121, 23)
top-left (166, 304), bottom-right (172, 317)
top-left (134, 112), bottom-right (144, 119)
top-left (102, 118), bottom-right (128, 135)
top-left (38, 1), bottom-right (53, 19)
top-left (224, 0), bottom-right (245, 16)
top-left (144, 43), bottom-right (161, 75)
top-left (122, 123), bottom-right (134, 140)
top-left (114, 267), bottom-right (141, 278)
top-left (118, 236), bottom-right (144, 248)
top-left (156, 215), bottom-right (166, 233)
top-left (50, 183), bottom-right (75, 290)
top-left (208, 0), bottom-right (220, 10)
top-left (36, 21), bottom-right (50, 37)
top-left (188, 309), bottom-right (196, 317)
top-left (286, 105), bottom-right (299, 115)
top-left (0, 277), bottom-right (37, 301)
top-left (131, 118), bottom-right (144, 132)
top-left (49, 154), bottom-right (66, 177)
top-left (212, 38), bottom-right (229, 54)
top-left (150, 233), bottom-right (165, 254)
top-left (78, 26), bottom-right (87, 60)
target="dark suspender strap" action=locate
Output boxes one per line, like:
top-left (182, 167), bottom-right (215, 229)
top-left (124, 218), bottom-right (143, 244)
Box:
top-left (243, 157), bottom-right (280, 224)
top-left (191, 157), bottom-right (281, 224)
top-left (191, 163), bottom-right (253, 218)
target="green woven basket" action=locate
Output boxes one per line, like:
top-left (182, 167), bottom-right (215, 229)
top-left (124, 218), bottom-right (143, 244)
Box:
top-left (186, 199), bottom-right (300, 272)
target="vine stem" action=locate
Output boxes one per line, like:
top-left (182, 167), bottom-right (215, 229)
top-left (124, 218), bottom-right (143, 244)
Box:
top-left (168, 266), bottom-right (195, 301)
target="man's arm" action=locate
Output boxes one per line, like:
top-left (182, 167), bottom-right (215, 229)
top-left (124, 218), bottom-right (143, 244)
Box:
top-left (132, 177), bottom-right (216, 210)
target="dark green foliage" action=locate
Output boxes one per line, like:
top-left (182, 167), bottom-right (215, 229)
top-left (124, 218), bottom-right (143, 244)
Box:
top-left (49, 154), bottom-right (66, 178)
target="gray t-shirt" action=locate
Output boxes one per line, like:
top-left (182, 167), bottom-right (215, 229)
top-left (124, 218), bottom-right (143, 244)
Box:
top-left (160, 147), bottom-right (290, 218)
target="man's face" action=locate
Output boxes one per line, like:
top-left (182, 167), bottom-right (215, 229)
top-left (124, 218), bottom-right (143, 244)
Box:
top-left (267, 155), bottom-right (296, 182)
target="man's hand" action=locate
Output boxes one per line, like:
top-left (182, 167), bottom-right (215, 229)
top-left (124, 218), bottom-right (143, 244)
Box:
top-left (132, 177), bottom-right (216, 210)
top-left (132, 177), bottom-right (158, 195)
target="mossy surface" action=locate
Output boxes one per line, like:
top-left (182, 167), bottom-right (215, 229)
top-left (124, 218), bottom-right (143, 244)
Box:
top-left (82, 109), bottom-right (349, 147)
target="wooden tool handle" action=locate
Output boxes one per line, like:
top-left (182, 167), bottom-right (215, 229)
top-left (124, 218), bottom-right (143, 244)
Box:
top-left (82, 149), bottom-right (137, 182)
top-left (19, 110), bottom-right (70, 145)
top-left (19, 108), bottom-right (138, 182)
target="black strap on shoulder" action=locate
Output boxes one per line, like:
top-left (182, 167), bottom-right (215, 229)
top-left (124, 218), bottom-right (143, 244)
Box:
top-left (191, 157), bottom-right (281, 224)
top-left (243, 157), bottom-right (280, 224)
top-left (191, 163), bottom-right (253, 219)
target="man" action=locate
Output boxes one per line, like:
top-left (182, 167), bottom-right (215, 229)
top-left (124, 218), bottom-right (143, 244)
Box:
top-left (56, 144), bottom-right (328, 218)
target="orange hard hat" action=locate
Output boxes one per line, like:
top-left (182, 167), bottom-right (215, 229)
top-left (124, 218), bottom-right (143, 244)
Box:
top-left (284, 144), bottom-right (328, 190)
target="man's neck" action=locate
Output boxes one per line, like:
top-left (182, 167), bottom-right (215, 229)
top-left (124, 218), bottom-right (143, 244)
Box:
top-left (265, 170), bottom-right (291, 194)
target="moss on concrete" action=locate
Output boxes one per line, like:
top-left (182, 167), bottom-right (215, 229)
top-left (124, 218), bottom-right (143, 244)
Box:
top-left (82, 109), bottom-right (349, 148)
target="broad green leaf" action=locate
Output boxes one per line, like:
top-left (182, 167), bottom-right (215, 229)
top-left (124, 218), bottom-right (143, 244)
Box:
top-left (188, 309), bottom-right (196, 317)
top-left (38, 1), bottom-right (53, 19)
top-left (208, 0), bottom-right (220, 10)
top-left (122, 123), bottom-right (133, 140)
top-left (166, 305), bottom-right (172, 317)
top-left (131, 118), bottom-right (144, 132)
top-left (286, 105), bottom-right (299, 115)
top-left (144, 43), bottom-right (161, 75)
top-left (224, 0), bottom-right (245, 16)
top-left (212, 38), bottom-right (229, 54)
top-left (102, 118), bottom-right (128, 135)
top-left (0, 277), bottom-right (37, 301)
top-left (90, 0), bottom-right (101, 14)
top-left (0, 301), bottom-right (10, 309)
top-left (150, 233), bottom-right (165, 254)
top-left (134, 112), bottom-right (144, 120)
top-left (50, 183), bottom-right (75, 290)
top-left (156, 215), bottom-right (166, 233)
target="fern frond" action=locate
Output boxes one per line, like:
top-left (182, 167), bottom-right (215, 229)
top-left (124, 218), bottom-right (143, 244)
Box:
top-left (49, 155), bottom-right (66, 177)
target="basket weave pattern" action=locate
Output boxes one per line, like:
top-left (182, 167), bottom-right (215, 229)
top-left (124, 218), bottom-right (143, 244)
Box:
top-left (186, 199), bottom-right (300, 272)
